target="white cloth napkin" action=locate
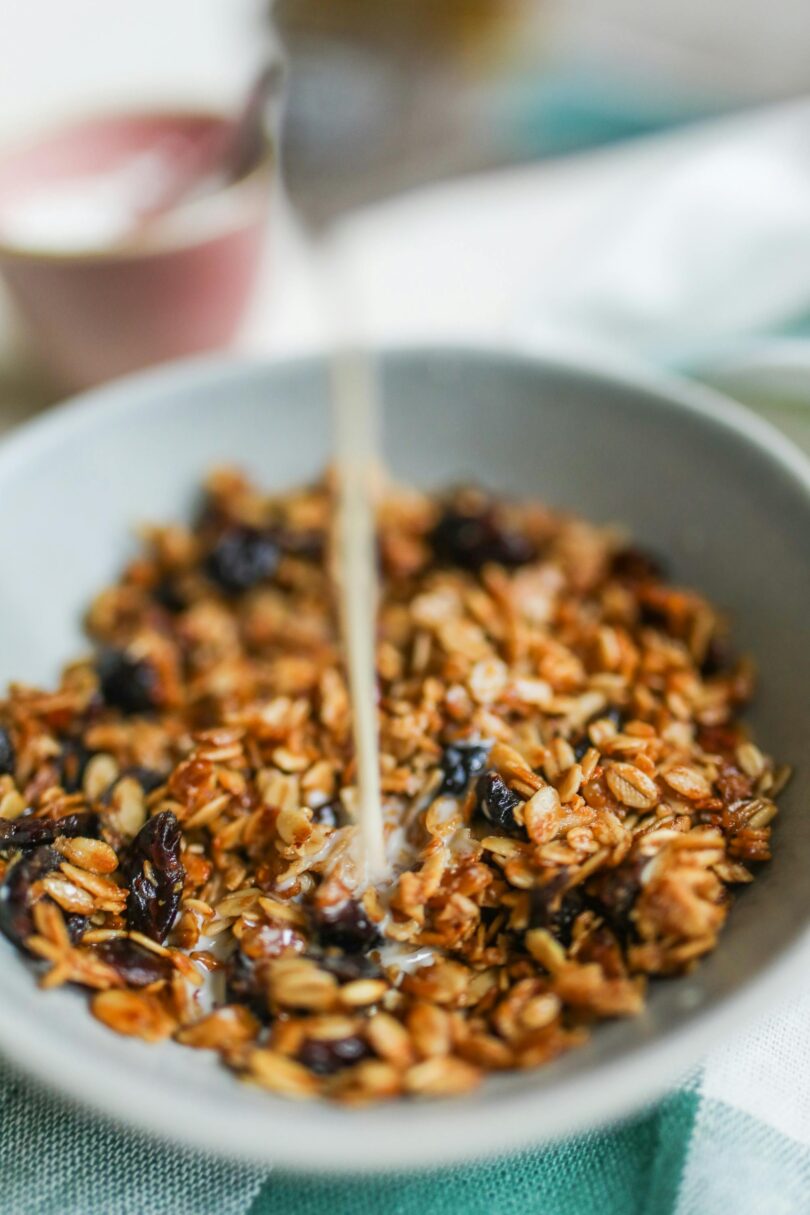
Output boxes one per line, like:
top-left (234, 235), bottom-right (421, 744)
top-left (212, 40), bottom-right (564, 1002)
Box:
top-left (251, 97), bottom-right (810, 377)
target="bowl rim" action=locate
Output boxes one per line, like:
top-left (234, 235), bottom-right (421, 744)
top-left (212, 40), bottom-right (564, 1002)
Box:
top-left (0, 342), bottom-right (809, 1173)
top-left (0, 106), bottom-right (275, 265)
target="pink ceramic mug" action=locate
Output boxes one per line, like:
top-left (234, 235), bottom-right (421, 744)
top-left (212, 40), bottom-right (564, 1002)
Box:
top-left (0, 110), bottom-right (273, 389)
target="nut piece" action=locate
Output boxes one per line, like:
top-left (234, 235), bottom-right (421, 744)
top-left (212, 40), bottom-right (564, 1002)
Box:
top-left (176, 1006), bottom-right (260, 1051)
top-left (329, 1060), bottom-right (402, 1105)
top-left (523, 784), bottom-right (562, 844)
top-left (0, 790), bottom-right (26, 821)
top-left (106, 777), bottom-right (146, 839)
top-left (736, 742), bottom-right (765, 779)
top-left (338, 979), bottom-right (388, 1009)
top-left (91, 990), bottom-right (175, 1042)
top-left (525, 928), bottom-right (567, 973)
top-left (404, 1057), bottom-right (481, 1097)
top-left (56, 837), bottom-right (119, 874)
top-left (520, 993), bottom-right (562, 1031)
top-left (268, 958), bottom-right (338, 1012)
top-left (40, 875), bottom-right (95, 915)
top-left (366, 1012), bottom-right (415, 1068)
top-left (83, 754), bottom-right (119, 802)
top-left (406, 1003), bottom-right (451, 1059)
top-left (249, 1050), bottom-right (319, 1099)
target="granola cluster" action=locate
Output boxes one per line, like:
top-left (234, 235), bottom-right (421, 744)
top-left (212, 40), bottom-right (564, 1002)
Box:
top-left (0, 469), bottom-right (788, 1103)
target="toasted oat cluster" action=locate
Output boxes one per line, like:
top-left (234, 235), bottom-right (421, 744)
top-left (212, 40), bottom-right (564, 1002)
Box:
top-left (0, 469), bottom-right (789, 1103)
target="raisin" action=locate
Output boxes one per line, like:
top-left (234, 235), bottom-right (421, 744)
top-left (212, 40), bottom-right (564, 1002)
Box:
top-left (588, 858), bottom-right (646, 937)
top-left (439, 742), bottom-right (489, 796)
top-left (0, 811), bottom-right (97, 852)
top-left (474, 772), bottom-right (523, 836)
top-left (311, 801), bottom-right (341, 829)
top-left (59, 738), bottom-right (92, 793)
top-left (298, 1035), bottom-right (369, 1075)
top-left (225, 949), bottom-right (270, 1020)
top-left (152, 578), bottom-right (187, 614)
top-left (572, 737), bottom-right (590, 763)
top-left (701, 635), bottom-right (733, 677)
top-left (0, 846), bottom-right (86, 950)
top-left (94, 938), bottom-right (173, 987)
top-left (572, 706), bottom-right (624, 762)
top-left (431, 505), bottom-right (535, 571)
top-left (530, 876), bottom-right (585, 948)
top-left (0, 727), bottom-right (15, 776)
top-left (603, 706), bottom-right (625, 731)
top-left (611, 547), bottom-right (666, 583)
top-left (121, 811), bottom-right (185, 943)
top-left (317, 952), bottom-right (383, 983)
top-left (205, 526), bottom-right (280, 593)
top-left (639, 602), bottom-right (670, 631)
top-left (315, 900), bottom-right (381, 953)
top-left (97, 649), bottom-right (159, 715)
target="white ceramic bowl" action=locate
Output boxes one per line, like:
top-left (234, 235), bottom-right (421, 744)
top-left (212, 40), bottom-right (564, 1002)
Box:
top-left (0, 347), bottom-right (809, 1172)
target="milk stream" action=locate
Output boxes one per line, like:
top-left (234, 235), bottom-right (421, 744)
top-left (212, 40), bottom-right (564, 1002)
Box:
top-left (331, 346), bottom-right (388, 884)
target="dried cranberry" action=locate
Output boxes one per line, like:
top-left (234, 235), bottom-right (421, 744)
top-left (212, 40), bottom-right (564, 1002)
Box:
top-left (205, 526), bottom-right (280, 594)
top-left (315, 900), bottom-right (381, 953)
top-left (0, 812), bottom-right (97, 852)
top-left (94, 937), bottom-right (173, 987)
top-left (0, 846), bottom-right (86, 950)
top-left (611, 547), bottom-right (666, 583)
top-left (431, 505), bottom-right (535, 571)
top-left (0, 728), bottom-right (15, 777)
top-left (588, 858), bottom-right (646, 937)
top-left (121, 811), bottom-right (185, 943)
top-left (298, 1035), bottom-right (369, 1075)
top-left (439, 742), bottom-right (489, 796)
top-left (97, 649), bottom-right (159, 715)
top-left (474, 772), bottom-right (523, 836)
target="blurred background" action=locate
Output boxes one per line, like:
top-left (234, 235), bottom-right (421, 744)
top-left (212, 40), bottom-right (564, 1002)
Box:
top-left (1, 0), bottom-right (810, 436)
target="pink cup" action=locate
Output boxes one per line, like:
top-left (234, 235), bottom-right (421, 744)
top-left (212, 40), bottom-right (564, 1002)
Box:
top-left (0, 110), bottom-right (273, 389)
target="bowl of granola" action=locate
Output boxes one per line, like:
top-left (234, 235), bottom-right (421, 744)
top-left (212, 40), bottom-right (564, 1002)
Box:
top-left (0, 347), bottom-right (807, 1171)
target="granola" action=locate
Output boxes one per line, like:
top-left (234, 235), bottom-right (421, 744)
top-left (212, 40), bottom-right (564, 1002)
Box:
top-left (0, 469), bottom-right (789, 1103)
